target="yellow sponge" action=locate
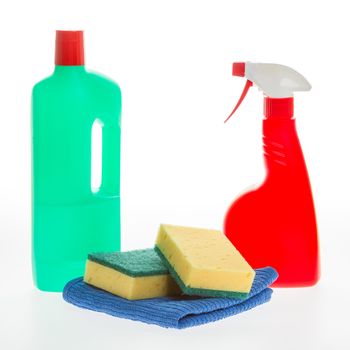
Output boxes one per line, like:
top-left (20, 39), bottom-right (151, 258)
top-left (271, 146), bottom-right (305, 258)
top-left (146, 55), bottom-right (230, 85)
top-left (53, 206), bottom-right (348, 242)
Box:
top-left (84, 249), bottom-right (181, 300)
top-left (155, 224), bottom-right (255, 298)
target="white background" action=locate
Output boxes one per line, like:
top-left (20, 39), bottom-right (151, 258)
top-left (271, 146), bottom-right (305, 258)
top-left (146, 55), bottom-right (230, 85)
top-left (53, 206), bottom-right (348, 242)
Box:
top-left (1, 0), bottom-right (349, 349)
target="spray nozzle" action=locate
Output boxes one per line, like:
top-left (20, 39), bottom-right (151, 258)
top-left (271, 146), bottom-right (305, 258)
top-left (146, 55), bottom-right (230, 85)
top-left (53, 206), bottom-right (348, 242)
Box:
top-left (225, 62), bottom-right (311, 123)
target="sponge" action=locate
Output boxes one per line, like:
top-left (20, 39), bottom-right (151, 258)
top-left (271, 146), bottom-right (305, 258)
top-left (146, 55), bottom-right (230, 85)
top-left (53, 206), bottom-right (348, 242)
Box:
top-left (155, 224), bottom-right (255, 299)
top-left (84, 248), bottom-right (181, 300)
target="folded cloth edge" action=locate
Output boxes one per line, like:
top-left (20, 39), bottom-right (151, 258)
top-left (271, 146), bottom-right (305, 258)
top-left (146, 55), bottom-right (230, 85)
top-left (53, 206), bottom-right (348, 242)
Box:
top-left (63, 267), bottom-right (278, 329)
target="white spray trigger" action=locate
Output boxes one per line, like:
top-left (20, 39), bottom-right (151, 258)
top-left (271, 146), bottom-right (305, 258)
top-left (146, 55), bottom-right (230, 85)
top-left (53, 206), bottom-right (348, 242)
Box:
top-left (225, 62), bottom-right (312, 123)
top-left (245, 62), bottom-right (311, 98)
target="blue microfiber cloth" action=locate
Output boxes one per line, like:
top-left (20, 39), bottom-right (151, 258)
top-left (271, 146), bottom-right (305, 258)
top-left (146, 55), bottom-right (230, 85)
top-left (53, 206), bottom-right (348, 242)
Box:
top-left (63, 267), bottom-right (278, 329)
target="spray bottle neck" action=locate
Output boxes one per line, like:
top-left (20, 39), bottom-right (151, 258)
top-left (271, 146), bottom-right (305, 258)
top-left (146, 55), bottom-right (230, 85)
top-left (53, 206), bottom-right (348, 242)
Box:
top-left (264, 97), bottom-right (294, 120)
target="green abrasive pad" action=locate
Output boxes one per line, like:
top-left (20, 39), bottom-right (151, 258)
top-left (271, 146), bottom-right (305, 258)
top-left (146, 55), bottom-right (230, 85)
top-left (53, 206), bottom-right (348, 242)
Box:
top-left (88, 248), bottom-right (169, 277)
top-left (154, 246), bottom-right (249, 299)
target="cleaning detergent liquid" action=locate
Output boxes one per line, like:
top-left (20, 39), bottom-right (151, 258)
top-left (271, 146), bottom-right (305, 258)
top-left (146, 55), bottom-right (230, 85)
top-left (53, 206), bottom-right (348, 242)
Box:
top-left (224, 62), bottom-right (320, 287)
top-left (32, 31), bottom-right (122, 291)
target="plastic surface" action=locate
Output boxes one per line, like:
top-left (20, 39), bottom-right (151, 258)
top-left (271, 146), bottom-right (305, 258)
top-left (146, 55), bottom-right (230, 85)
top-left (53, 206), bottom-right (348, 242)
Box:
top-left (225, 62), bottom-right (311, 123)
top-left (224, 62), bottom-right (319, 287)
top-left (32, 32), bottom-right (122, 292)
top-left (224, 80), bottom-right (252, 123)
top-left (224, 97), bottom-right (319, 287)
top-left (55, 30), bottom-right (84, 66)
top-left (232, 62), bottom-right (245, 77)
top-left (264, 96), bottom-right (293, 119)
top-left (233, 62), bottom-right (311, 98)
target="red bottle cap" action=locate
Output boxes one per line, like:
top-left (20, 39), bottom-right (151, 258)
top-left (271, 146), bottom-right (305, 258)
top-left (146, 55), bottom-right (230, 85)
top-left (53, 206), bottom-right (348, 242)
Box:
top-left (55, 30), bottom-right (85, 66)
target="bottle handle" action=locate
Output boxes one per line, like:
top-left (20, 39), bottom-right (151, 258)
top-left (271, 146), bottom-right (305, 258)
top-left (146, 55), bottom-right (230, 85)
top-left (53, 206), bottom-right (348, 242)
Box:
top-left (91, 115), bottom-right (120, 197)
top-left (100, 117), bottom-right (121, 196)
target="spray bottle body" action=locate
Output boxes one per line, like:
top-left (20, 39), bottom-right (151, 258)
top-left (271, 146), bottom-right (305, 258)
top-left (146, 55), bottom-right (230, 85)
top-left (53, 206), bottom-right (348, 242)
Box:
top-left (224, 98), bottom-right (319, 286)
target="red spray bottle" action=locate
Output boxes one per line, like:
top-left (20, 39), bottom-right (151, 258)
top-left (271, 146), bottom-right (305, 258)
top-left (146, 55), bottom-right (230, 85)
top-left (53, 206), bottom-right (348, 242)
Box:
top-left (224, 62), bottom-right (320, 287)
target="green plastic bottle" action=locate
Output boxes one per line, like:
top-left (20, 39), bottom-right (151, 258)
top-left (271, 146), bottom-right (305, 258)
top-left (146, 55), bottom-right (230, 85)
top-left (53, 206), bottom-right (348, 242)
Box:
top-left (32, 31), bottom-right (121, 291)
